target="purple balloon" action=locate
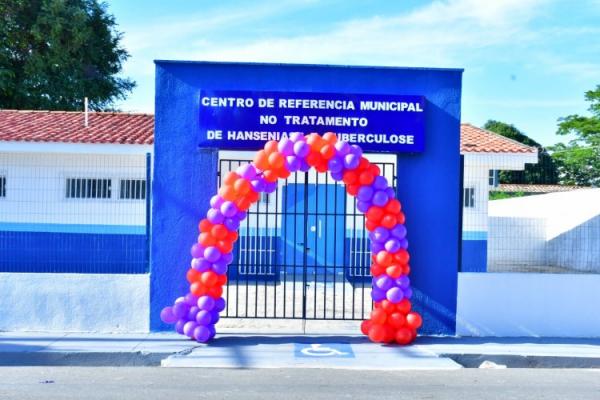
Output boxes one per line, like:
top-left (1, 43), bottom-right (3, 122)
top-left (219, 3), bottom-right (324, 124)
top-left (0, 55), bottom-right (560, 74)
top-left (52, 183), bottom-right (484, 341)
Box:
top-left (204, 246), bottom-right (221, 263)
top-left (174, 296), bottom-right (185, 304)
top-left (384, 238), bottom-right (401, 253)
top-left (343, 154), bottom-right (360, 169)
top-left (190, 244), bottom-right (204, 258)
top-left (237, 163), bottom-right (257, 180)
top-left (175, 320), bottom-right (186, 335)
top-left (214, 297), bottom-right (226, 312)
top-left (173, 302), bottom-right (190, 319)
top-left (197, 295), bottom-right (215, 311)
top-left (349, 144), bottom-right (363, 157)
top-left (373, 175), bottom-right (388, 190)
top-left (236, 210), bottom-right (247, 221)
top-left (221, 252), bottom-right (234, 264)
top-left (293, 141), bottom-right (310, 157)
top-left (210, 310), bottom-right (220, 324)
top-left (210, 195), bottom-right (224, 209)
top-left (371, 242), bottom-right (385, 254)
top-left (207, 324), bottom-right (216, 340)
top-left (193, 325), bottom-right (211, 342)
top-left (212, 260), bottom-right (228, 275)
top-left (289, 132), bottom-right (304, 142)
top-left (373, 227), bottom-right (390, 243)
top-left (356, 200), bottom-right (371, 213)
top-left (191, 257), bottom-right (211, 272)
top-left (328, 157), bottom-right (343, 173)
top-left (330, 170), bottom-right (344, 181)
top-left (278, 138), bottom-right (294, 156)
top-left (160, 307), bottom-right (178, 324)
top-left (357, 186), bottom-right (374, 202)
top-left (264, 182), bottom-right (277, 194)
top-left (375, 275), bottom-right (393, 291)
top-left (386, 287), bottom-right (404, 303)
top-left (391, 224), bottom-right (407, 239)
top-left (187, 306), bottom-right (199, 321)
top-left (286, 155), bottom-right (301, 172)
top-left (195, 309), bottom-right (212, 325)
top-left (372, 190), bottom-right (389, 207)
top-left (224, 218), bottom-right (240, 231)
top-left (396, 275), bottom-right (410, 289)
top-left (400, 238), bottom-right (409, 249)
top-left (403, 287), bottom-right (413, 299)
top-left (207, 208), bottom-right (224, 224)
top-left (184, 293), bottom-right (199, 306)
top-left (371, 287), bottom-right (386, 302)
top-left (334, 141), bottom-right (350, 156)
top-left (385, 187), bottom-right (395, 199)
top-left (251, 178), bottom-right (266, 193)
top-left (299, 159), bottom-right (311, 172)
top-left (220, 201), bottom-right (238, 218)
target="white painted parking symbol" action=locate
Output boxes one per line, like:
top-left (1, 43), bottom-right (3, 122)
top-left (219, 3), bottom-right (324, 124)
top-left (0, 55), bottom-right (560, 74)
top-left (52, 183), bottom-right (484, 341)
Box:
top-left (294, 343), bottom-right (355, 358)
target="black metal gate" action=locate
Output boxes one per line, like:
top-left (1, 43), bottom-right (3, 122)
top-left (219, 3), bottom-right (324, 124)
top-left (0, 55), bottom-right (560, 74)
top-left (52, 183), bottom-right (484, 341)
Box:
top-left (218, 157), bottom-right (396, 320)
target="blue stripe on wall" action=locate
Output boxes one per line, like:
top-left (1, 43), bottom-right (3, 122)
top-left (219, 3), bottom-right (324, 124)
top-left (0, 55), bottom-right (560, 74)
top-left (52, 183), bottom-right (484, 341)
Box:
top-left (0, 230), bottom-right (148, 274)
top-left (0, 222), bottom-right (145, 235)
top-left (462, 231), bottom-right (487, 241)
top-left (461, 239), bottom-right (487, 273)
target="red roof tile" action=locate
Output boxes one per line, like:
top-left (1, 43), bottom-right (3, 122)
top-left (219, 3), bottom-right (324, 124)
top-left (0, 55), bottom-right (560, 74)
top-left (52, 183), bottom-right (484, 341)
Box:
top-left (0, 111), bottom-right (537, 154)
top-left (460, 123), bottom-right (536, 153)
top-left (0, 110), bottom-right (153, 145)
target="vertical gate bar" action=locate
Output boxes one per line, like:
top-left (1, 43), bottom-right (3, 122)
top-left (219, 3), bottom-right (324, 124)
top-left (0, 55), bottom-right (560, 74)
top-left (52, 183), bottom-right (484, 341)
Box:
top-left (323, 172), bottom-right (328, 319)
top-left (145, 153), bottom-right (151, 273)
top-left (263, 186), bottom-right (269, 317)
top-left (254, 189), bottom-right (260, 318)
top-left (273, 179), bottom-right (280, 318)
top-left (313, 170), bottom-right (319, 319)
top-left (292, 174), bottom-right (298, 318)
top-left (302, 171), bottom-right (309, 320)
top-left (333, 178), bottom-right (338, 319)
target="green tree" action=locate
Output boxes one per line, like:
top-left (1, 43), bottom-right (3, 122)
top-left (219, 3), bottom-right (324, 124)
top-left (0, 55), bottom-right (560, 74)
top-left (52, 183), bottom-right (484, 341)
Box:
top-left (483, 120), bottom-right (559, 184)
top-left (551, 85), bottom-right (600, 186)
top-left (0, 0), bottom-right (134, 111)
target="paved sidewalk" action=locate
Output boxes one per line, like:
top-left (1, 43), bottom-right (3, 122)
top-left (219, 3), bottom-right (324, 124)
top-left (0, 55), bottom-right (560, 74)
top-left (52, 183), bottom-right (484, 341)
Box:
top-left (1, 331), bottom-right (599, 368)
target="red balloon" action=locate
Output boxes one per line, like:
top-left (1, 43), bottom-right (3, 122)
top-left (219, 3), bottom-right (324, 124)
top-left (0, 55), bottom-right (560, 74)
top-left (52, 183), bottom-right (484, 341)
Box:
top-left (268, 152), bottom-right (285, 169)
top-left (342, 170), bottom-right (358, 185)
top-left (370, 263), bottom-right (385, 276)
top-left (217, 274), bottom-right (228, 286)
top-left (396, 299), bottom-right (412, 314)
top-left (346, 184), bottom-right (360, 196)
top-left (190, 282), bottom-right (208, 297)
top-left (381, 214), bottom-right (397, 229)
top-left (365, 220), bottom-right (378, 231)
top-left (402, 264), bottom-right (411, 275)
top-left (359, 171), bottom-right (374, 185)
top-left (234, 178), bottom-right (251, 195)
top-left (406, 312), bottom-right (423, 329)
top-left (394, 249), bottom-right (410, 264)
top-left (383, 325), bottom-right (396, 343)
top-left (200, 271), bottom-right (218, 287)
top-left (388, 312), bottom-right (406, 329)
top-left (263, 169), bottom-right (278, 182)
top-left (264, 140), bottom-right (279, 154)
top-left (386, 264), bottom-right (403, 279)
top-left (369, 164), bottom-right (381, 176)
top-left (186, 268), bottom-right (201, 283)
top-left (366, 207), bottom-right (384, 223)
top-left (385, 199), bottom-right (401, 214)
top-left (199, 232), bottom-right (216, 247)
top-left (254, 150), bottom-right (270, 170)
top-left (375, 251), bottom-right (392, 267)
top-left (395, 327), bottom-right (413, 345)
top-left (211, 225), bottom-right (228, 240)
top-left (397, 211), bottom-right (406, 224)
top-left (380, 299), bottom-right (396, 313)
top-left (360, 320), bottom-right (372, 335)
top-left (227, 231), bottom-right (238, 242)
top-left (368, 325), bottom-right (386, 343)
top-left (320, 144), bottom-right (335, 160)
top-left (223, 172), bottom-right (239, 186)
top-left (322, 132), bottom-right (337, 144)
top-left (305, 152), bottom-right (321, 167)
top-left (216, 240), bottom-right (233, 254)
top-left (199, 219), bottom-right (212, 233)
top-left (370, 308), bottom-right (387, 325)
top-left (208, 285), bottom-right (223, 299)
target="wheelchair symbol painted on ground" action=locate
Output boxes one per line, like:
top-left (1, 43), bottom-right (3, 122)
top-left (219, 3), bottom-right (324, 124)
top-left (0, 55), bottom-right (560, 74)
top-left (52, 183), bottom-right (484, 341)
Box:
top-left (294, 343), bottom-right (355, 358)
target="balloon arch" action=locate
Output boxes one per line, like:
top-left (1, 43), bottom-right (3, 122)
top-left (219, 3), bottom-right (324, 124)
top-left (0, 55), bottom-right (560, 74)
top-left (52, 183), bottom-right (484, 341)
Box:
top-left (160, 132), bottom-right (422, 345)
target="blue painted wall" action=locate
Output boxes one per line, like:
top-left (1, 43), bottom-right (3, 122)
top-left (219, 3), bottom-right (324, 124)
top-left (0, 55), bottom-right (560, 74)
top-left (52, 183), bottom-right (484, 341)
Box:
top-left (461, 231), bottom-right (487, 272)
top-left (0, 224), bottom-right (147, 273)
top-left (152, 61), bottom-right (463, 334)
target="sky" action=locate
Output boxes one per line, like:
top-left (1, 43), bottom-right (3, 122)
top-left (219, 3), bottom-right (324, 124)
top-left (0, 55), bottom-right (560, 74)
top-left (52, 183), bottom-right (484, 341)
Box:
top-left (109, 0), bottom-right (600, 146)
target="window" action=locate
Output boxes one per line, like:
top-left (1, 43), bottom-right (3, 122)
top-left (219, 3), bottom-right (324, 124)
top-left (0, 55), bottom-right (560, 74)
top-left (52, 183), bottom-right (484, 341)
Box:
top-left (119, 179), bottom-right (146, 200)
top-left (464, 187), bottom-right (475, 208)
top-left (66, 178), bottom-right (112, 199)
top-left (0, 176), bottom-right (5, 198)
top-left (489, 170), bottom-right (499, 187)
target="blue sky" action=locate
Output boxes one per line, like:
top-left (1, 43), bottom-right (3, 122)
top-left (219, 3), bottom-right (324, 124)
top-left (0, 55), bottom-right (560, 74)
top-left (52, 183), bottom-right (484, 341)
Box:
top-left (110, 0), bottom-right (600, 146)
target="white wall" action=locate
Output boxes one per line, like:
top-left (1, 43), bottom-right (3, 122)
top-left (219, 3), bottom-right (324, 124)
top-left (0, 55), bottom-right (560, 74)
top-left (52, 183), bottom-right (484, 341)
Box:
top-left (0, 273), bottom-right (149, 332)
top-left (0, 152), bottom-right (147, 226)
top-left (457, 272), bottom-right (600, 337)
top-left (488, 189), bottom-right (600, 272)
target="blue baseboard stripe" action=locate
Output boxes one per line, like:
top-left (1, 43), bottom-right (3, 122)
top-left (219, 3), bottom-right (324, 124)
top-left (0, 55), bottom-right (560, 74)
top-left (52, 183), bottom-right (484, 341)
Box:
top-left (0, 222), bottom-right (145, 235)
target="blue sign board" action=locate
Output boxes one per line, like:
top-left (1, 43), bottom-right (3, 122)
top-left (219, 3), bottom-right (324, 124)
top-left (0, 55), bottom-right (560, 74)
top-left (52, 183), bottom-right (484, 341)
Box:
top-left (198, 90), bottom-right (425, 153)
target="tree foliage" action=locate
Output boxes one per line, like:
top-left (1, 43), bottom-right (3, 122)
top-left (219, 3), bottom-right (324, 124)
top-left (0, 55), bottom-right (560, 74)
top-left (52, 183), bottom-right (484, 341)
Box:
top-left (0, 0), bottom-right (134, 111)
top-left (551, 85), bottom-right (600, 186)
top-left (483, 120), bottom-right (559, 184)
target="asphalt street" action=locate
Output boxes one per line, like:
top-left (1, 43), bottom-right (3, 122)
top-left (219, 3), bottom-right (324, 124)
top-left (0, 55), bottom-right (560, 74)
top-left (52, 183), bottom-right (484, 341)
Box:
top-left (0, 367), bottom-right (599, 400)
